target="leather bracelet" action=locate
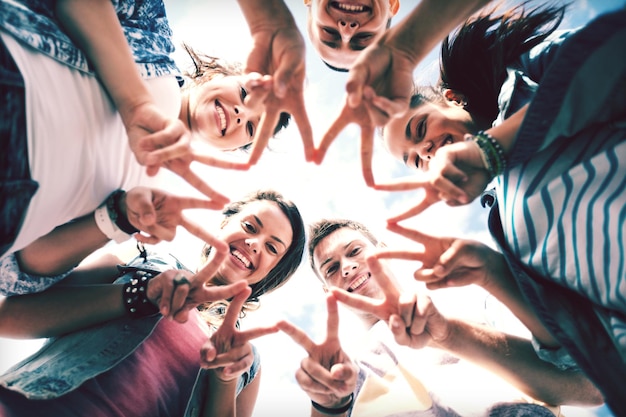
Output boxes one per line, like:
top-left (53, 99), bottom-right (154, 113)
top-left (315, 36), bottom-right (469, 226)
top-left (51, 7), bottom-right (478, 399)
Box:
top-left (122, 270), bottom-right (160, 317)
top-left (94, 192), bottom-right (133, 243)
top-left (311, 393), bottom-right (354, 415)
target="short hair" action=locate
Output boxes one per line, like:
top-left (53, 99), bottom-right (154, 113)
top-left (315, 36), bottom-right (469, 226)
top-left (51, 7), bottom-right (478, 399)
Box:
top-left (307, 218), bottom-right (379, 277)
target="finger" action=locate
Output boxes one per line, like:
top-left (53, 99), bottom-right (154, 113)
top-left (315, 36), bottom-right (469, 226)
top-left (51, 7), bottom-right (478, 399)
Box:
top-left (369, 94), bottom-right (408, 122)
top-left (238, 324), bottom-right (279, 341)
top-left (365, 255), bottom-right (400, 301)
top-left (168, 273), bottom-right (192, 319)
top-left (176, 196), bottom-right (226, 212)
top-left (276, 320), bottom-right (316, 354)
top-left (200, 340), bottom-right (217, 363)
top-left (316, 104), bottom-right (352, 164)
top-left (223, 352), bottom-right (255, 377)
top-left (222, 286), bottom-right (252, 329)
top-left (247, 107), bottom-right (279, 166)
top-left (192, 151), bottom-right (250, 171)
top-left (197, 280), bottom-right (249, 306)
top-left (170, 167), bottom-right (230, 205)
top-left (291, 100), bottom-right (316, 163)
top-left (157, 274), bottom-right (175, 317)
top-left (386, 198), bottom-right (437, 223)
top-left (374, 249), bottom-right (426, 262)
top-left (345, 66), bottom-right (368, 108)
top-left (325, 295), bottom-right (340, 341)
top-left (372, 176), bottom-right (429, 192)
top-left (139, 123), bottom-right (190, 161)
top-left (181, 219), bottom-right (229, 282)
top-left (124, 188), bottom-right (157, 227)
top-left (385, 222), bottom-right (438, 246)
top-left (388, 314), bottom-right (411, 346)
top-left (359, 120), bottom-right (375, 187)
top-left (398, 292), bottom-right (417, 329)
top-left (329, 287), bottom-right (378, 314)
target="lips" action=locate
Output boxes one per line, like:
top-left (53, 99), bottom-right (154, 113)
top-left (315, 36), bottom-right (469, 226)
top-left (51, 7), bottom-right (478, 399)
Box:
top-left (214, 100), bottom-right (229, 136)
top-left (230, 246), bottom-right (254, 271)
top-left (347, 272), bottom-right (370, 292)
top-left (331, 1), bottom-right (370, 13)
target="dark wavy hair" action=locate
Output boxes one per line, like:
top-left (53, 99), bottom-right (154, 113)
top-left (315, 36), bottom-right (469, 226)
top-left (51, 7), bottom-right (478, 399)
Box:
top-left (197, 189), bottom-right (305, 322)
top-left (407, 1), bottom-right (566, 129)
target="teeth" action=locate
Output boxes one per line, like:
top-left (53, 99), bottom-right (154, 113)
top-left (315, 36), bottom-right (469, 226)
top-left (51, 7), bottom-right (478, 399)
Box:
top-left (349, 274), bottom-right (369, 291)
top-left (216, 104), bottom-right (226, 131)
top-left (337, 3), bottom-right (365, 12)
top-left (232, 249), bottom-right (251, 268)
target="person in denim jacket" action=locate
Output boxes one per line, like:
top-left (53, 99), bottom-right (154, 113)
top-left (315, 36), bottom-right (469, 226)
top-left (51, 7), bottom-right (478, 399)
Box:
top-left (0, 0), bottom-right (297, 293)
top-left (0, 189), bottom-right (306, 417)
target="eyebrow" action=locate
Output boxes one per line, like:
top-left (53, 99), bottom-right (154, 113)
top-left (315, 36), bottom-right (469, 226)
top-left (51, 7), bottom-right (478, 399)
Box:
top-left (322, 40), bottom-right (339, 49)
top-left (253, 215), bottom-right (287, 248)
top-left (318, 241), bottom-right (352, 270)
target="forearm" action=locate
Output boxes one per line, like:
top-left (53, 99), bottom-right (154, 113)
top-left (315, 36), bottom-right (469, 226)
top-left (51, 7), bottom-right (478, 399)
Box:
top-left (485, 104), bottom-right (528, 154)
top-left (16, 213), bottom-right (110, 277)
top-left (201, 370), bottom-right (239, 417)
top-left (435, 319), bottom-right (603, 406)
top-left (236, 0), bottom-right (296, 32)
top-left (0, 283), bottom-right (125, 338)
top-left (55, 0), bottom-right (153, 122)
top-left (387, 0), bottom-right (491, 67)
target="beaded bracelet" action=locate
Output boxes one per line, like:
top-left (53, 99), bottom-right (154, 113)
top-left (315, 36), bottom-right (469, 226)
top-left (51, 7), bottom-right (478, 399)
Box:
top-left (311, 393), bottom-right (354, 415)
top-left (466, 131), bottom-right (507, 178)
top-left (123, 270), bottom-right (160, 317)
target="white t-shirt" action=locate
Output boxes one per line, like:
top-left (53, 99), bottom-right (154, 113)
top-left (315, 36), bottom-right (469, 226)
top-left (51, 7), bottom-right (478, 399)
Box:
top-left (1, 31), bottom-right (181, 254)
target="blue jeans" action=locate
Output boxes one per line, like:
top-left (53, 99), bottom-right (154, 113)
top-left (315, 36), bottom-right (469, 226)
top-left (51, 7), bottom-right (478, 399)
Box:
top-left (0, 37), bottom-right (38, 257)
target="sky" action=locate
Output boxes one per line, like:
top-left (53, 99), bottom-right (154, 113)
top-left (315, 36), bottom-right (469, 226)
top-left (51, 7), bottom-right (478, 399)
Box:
top-left (1, 0), bottom-right (624, 416)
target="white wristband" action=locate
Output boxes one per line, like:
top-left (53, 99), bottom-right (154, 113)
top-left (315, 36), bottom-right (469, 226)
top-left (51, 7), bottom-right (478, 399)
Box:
top-left (94, 203), bottom-right (133, 243)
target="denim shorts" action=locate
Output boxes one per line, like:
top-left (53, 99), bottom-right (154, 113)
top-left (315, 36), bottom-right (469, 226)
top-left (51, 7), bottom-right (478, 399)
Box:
top-left (0, 36), bottom-right (39, 258)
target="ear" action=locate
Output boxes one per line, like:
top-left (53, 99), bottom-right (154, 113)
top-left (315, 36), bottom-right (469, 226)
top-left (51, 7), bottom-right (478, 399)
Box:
top-left (443, 89), bottom-right (468, 107)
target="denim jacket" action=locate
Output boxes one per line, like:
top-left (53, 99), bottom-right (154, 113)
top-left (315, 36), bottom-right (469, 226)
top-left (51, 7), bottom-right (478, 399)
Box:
top-left (0, 0), bottom-right (180, 78)
top-left (0, 251), bottom-right (260, 416)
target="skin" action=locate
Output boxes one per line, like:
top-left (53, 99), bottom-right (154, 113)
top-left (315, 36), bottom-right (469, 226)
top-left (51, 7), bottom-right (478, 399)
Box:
top-left (305, 0), bottom-right (394, 70)
top-left (383, 91), bottom-right (477, 171)
top-left (151, 199), bottom-right (294, 320)
top-left (179, 74), bottom-right (270, 152)
top-left (314, 226), bottom-right (604, 407)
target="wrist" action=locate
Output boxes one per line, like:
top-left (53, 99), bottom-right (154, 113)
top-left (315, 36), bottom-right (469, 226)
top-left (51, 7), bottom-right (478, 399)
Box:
top-left (311, 393), bottom-right (354, 415)
top-left (94, 190), bottom-right (139, 243)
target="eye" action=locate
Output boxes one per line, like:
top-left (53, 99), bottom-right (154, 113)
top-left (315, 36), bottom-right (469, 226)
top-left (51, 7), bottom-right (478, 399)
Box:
top-left (325, 263), bottom-right (338, 277)
top-left (266, 243), bottom-right (278, 255)
top-left (443, 136), bottom-right (454, 146)
top-left (246, 121), bottom-right (255, 138)
top-left (242, 221), bottom-right (256, 233)
top-left (417, 118), bottom-right (426, 139)
top-left (240, 86), bottom-right (248, 102)
top-left (349, 246), bottom-right (361, 257)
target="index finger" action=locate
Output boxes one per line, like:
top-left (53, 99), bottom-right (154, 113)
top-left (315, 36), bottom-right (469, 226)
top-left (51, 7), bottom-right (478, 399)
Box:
top-left (374, 249), bottom-right (426, 263)
top-left (359, 116), bottom-right (375, 187)
top-left (365, 255), bottom-right (401, 301)
top-left (222, 286), bottom-right (252, 329)
top-left (290, 98), bottom-right (315, 163)
top-left (385, 222), bottom-right (440, 247)
top-left (315, 103), bottom-right (352, 165)
top-left (247, 102), bottom-right (279, 166)
top-left (329, 287), bottom-right (379, 315)
top-left (277, 320), bottom-right (316, 355)
top-left (325, 295), bottom-right (340, 342)
top-left (168, 166), bottom-right (230, 206)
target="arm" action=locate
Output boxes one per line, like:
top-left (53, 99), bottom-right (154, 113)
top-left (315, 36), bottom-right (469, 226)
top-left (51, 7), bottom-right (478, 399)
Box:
top-left (235, 0), bottom-right (314, 165)
top-left (199, 287), bottom-right (278, 417)
top-left (333, 255), bottom-right (603, 407)
top-left (277, 295), bottom-right (357, 417)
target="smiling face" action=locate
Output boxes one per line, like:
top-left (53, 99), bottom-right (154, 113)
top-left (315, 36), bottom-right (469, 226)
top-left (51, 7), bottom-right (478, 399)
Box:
top-left (383, 97), bottom-right (477, 171)
top-left (306, 0), bottom-right (395, 70)
top-left (313, 227), bottom-right (390, 300)
top-left (211, 200), bottom-right (294, 287)
top-left (185, 74), bottom-right (262, 151)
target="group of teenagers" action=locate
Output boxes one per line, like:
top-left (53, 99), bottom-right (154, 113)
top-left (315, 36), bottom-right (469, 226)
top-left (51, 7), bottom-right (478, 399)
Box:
top-left (0, 0), bottom-right (624, 416)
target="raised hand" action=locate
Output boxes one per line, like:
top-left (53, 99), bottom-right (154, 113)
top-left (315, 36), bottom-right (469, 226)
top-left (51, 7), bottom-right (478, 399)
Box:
top-left (380, 222), bottom-right (505, 290)
top-left (146, 270), bottom-right (248, 323)
top-left (122, 186), bottom-right (225, 244)
top-left (200, 286), bottom-right (279, 380)
top-left (277, 295), bottom-right (357, 409)
top-left (329, 255), bottom-right (414, 324)
top-left (237, 0), bottom-right (315, 165)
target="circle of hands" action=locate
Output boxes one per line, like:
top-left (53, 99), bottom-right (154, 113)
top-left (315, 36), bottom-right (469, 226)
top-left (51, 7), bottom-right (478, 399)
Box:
top-left (120, 7), bottom-right (506, 386)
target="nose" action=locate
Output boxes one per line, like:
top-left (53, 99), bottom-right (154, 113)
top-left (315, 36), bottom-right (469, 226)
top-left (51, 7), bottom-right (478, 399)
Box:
top-left (234, 105), bottom-right (245, 125)
top-left (338, 19), bottom-right (359, 41)
top-left (245, 238), bottom-right (258, 254)
top-left (416, 140), bottom-right (434, 161)
top-left (342, 261), bottom-right (357, 277)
